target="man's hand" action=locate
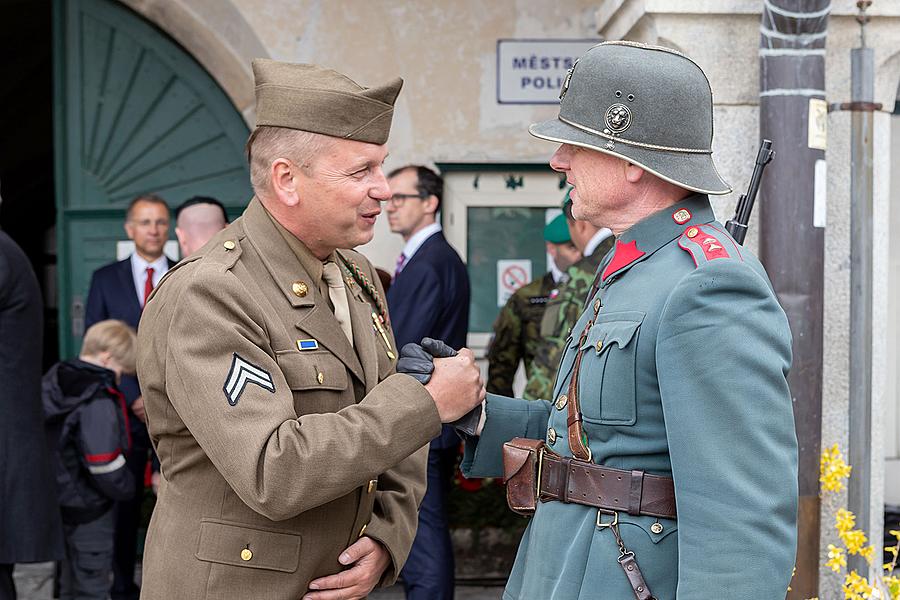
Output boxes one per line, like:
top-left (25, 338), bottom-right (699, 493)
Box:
top-left (425, 348), bottom-right (486, 422)
top-left (303, 536), bottom-right (390, 600)
top-left (131, 395), bottom-right (146, 423)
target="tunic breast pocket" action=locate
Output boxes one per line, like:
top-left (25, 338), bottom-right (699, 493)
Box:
top-left (577, 311), bottom-right (644, 426)
top-left (276, 351), bottom-right (348, 391)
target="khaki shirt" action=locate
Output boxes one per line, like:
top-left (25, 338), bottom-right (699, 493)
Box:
top-left (137, 197), bottom-right (440, 599)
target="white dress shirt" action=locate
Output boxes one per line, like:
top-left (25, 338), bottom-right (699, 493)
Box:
top-left (584, 228), bottom-right (613, 257)
top-left (131, 253), bottom-right (169, 307)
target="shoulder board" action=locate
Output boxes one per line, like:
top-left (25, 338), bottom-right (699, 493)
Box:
top-left (677, 224), bottom-right (742, 267)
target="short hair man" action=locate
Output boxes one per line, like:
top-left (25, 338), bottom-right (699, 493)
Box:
top-left (522, 192), bottom-right (614, 400)
top-left (452, 42), bottom-right (798, 599)
top-left (83, 192), bottom-right (172, 600)
top-left (384, 165), bottom-right (470, 600)
top-left (486, 212), bottom-right (581, 397)
top-left (174, 196), bottom-right (229, 258)
top-left (136, 60), bottom-right (484, 600)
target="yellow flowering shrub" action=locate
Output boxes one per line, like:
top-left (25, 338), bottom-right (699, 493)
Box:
top-left (794, 444), bottom-right (900, 600)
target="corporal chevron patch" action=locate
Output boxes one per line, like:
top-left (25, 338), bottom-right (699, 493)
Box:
top-left (223, 353), bottom-right (275, 406)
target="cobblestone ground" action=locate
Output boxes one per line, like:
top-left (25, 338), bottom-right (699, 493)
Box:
top-left (12, 563), bottom-right (504, 600)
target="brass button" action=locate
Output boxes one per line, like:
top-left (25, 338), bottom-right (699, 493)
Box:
top-left (223, 240), bottom-right (236, 250)
top-left (291, 281), bottom-right (308, 297)
top-left (548, 427), bottom-right (557, 445)
top-left (686, 227), bottom-right (699, 239)
top-left (555, 394), bottom-right (568, 410)
top-left (367, 479), bottom-right (377, 494)
top-left (595, 340), bottom-right (603, 353)
top-left (651, 522), bottom-right (664, 534)
top-left (317, 371), bottom-right (325, 385)
top-left (240, 548), bottom-right (252, 561)
top-left (358, 523), bottom-right (368, 538)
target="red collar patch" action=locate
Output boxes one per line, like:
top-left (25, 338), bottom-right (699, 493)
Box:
top-left (602, 239), bottom-right (646, 280)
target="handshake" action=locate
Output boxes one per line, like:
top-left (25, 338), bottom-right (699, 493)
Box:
top-left (397, 338), bottom-right (485, 428)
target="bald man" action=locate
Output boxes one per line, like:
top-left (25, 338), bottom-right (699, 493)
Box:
top-left (174, 196), bottom-right (229, 258)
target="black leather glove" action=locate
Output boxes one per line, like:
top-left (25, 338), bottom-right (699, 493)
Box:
top-left (396, 343), bottom-right (436, 385)
top-left (398, 338), bottom-right (482, 438)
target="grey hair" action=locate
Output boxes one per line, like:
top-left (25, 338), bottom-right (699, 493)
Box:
top-left (247, 127), bottom-right (335, 195)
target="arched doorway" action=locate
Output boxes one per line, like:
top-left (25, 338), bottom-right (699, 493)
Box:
top-left (53, 0), bottom-right (253, 357)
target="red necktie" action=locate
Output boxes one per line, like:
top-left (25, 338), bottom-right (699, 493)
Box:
top-left (143, 267), bottom-right (155, 308)
top-left (394, 253), bottom-right (407, 279)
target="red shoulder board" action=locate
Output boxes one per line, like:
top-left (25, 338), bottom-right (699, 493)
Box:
top-left (677, 224), bottom-right (742, 267)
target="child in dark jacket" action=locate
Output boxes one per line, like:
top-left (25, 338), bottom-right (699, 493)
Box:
top-left (43, 320), bottom-right (137, 600)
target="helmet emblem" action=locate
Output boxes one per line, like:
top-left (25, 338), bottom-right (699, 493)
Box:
top-left (605, 103), bottom-right (632, 134)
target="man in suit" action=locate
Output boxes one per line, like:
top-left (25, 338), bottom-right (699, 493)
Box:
top-left (136, 59), bottom-right (485, 600)
top-left (84, 193), bottom-right (173, 600)
top-left (385, 165), bottom-right (470, 600)
top-left (0, 218), bottom-right (64, 600)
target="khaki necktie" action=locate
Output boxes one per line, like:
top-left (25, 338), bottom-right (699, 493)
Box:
top-left (322, 262), bottom-right (354, 347)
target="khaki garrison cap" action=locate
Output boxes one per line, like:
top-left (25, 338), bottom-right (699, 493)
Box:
top-left (251, 59), bottom-right (403, 145)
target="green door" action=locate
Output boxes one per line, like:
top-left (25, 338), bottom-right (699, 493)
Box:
top-left (53, 0), bottom-right (253, 358)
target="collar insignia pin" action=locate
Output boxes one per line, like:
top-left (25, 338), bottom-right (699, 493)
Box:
top-left (673, 209), bottom-right (692, 224)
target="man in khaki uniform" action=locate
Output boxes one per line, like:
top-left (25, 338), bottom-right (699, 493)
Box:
top-left (137, 59), bottom-right (485, 600)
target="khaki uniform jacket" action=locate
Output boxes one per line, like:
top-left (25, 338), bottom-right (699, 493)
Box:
top-left (137, 198), bottom-right (441, 599)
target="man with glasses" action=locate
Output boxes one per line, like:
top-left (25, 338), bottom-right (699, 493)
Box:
top-left (385, 165), bottom-right (469, 600)
top-left (84, 193), bottom-right (173, 600)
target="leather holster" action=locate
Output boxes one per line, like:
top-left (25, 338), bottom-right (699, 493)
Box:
top-left (502, 437), bottom-right (546, 516)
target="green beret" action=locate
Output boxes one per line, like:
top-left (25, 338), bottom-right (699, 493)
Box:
top-left (544, 213), bottom-right (571, 244)
top-left (252, 59), bottom-right (403, 145)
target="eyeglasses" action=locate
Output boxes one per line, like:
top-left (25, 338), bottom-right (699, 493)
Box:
top-left (387, 193), bottom-right (426, 208)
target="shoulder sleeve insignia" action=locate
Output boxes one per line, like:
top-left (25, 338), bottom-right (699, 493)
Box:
top-left (223, 353), bottom-right (275, 406)
top-left (678, 224), bottom-right (742, 267)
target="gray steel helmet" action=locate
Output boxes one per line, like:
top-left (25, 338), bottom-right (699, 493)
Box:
top-left (529, 41), bottom-right (731, 195)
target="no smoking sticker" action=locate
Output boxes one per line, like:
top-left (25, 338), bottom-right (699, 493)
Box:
top-left (497, 259), bottom-right (532, 307)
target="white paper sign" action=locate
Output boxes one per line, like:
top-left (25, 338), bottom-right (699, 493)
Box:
top-left (496, 39), bottom-right (600, 104)
top-left (497, 259), bottom-right (533, 307)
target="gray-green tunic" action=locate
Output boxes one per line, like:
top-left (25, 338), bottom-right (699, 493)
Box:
top-left (463, 194), bottom-right (798, 599)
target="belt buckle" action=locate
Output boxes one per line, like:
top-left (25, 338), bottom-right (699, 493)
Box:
top-left (596, 508), bottom-right (619, 529)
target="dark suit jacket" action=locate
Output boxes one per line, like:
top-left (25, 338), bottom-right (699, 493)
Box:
top-left (387, 232), bottom-right (470, 448)
top-left (0, 231), bottom-right (64, 562)
top-left (85, 256), bottom-right (174, 411)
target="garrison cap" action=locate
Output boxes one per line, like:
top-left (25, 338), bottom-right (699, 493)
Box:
top-left (529, 41), bottom-right (731, 195)
top-left (543, 213), bottom-right (571, 244)
top-left (251, 59), bottom-right (403, 145)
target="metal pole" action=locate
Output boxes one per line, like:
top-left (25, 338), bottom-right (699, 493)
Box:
top-left (758, 2), bottom-right (829, 597)
top-left (847, 7), bottom-right (876, 576)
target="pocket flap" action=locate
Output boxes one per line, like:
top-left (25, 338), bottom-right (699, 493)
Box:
top-left (580, 312), bottom-right (644, 353)
top-left (502, 439), bottom-right (542, 482)
top-left (617, 513), bottom-right (678, 545)
top-left (196, 519), bottom-right (301, 573)
top-left (276, 351), bottom-right (348, 391)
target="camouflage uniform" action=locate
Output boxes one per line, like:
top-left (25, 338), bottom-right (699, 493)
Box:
top-left (522, 239), bottom-right (613, 400)
top-left (486, 272), bottom-right (556, 396)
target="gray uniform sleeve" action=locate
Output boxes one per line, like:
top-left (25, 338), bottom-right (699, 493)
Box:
top-left (460, 393), bottom-right (551, 479)
top-left (656, 260), bottom-right (798, 599)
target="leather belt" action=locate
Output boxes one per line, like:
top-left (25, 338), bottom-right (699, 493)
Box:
top-left (538, 451), bottom-right (677, 520)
